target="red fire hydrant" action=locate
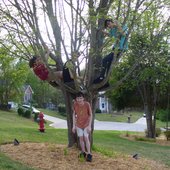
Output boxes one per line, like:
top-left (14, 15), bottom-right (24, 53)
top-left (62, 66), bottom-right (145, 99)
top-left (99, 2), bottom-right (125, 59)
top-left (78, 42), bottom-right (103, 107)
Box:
top-left (38, 112), bottom-right (45, 132)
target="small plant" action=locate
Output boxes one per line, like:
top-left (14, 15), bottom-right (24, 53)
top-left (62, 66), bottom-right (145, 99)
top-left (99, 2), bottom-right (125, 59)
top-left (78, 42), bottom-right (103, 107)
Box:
top-left (64, 148), bottom-right (68, 156)
top-left (34, 112), bottom-right (39, 122)
top-left (24, 110), bottom-right (31, 118)
top-left (125, 131), bottom-right (130, 137)
top-left (155, 128), bottom-right (161, 137)
top-left (17, 107), bottom-right (24, 116)
top-left (156, 109), bottom-right (170, 122)
top-left (78, 156), bottom-right (85, 162)
top-left (164, 131), bottom-right (170, 141)
top-left (58, 104), bottom-right (66, 113)
top-left (95, 108), bottom-right (102, 113)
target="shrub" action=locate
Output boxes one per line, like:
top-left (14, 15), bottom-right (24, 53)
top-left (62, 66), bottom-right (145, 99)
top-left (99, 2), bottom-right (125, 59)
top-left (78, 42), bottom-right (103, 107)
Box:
top-left (34, 112), bottom-right (39, 122)
top-left (17, 107), bottom-right (24, 116)
top-left (156, 109), bottom-right (170, 122)
top-left (164, 131), bottom-right (170, 141)
top-left (24, 110), bottom-right (31, 118)
top-left (58, 104), bottom-right (66, 113)
top-left (155, 128), bottom-right (161, 137)
top-left (95, 108), bottom-right (102, 113)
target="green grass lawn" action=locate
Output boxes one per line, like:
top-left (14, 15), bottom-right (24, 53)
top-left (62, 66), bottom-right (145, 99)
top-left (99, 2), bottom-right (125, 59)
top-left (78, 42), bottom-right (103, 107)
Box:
top-left (95, 111), bottom-right (143, 122)
top-left (95, 111), bottom-right (169, 128)
top-left (93, 131), bottom-right (170, 167)
top-left (0, 110), bottom-right (169, 169)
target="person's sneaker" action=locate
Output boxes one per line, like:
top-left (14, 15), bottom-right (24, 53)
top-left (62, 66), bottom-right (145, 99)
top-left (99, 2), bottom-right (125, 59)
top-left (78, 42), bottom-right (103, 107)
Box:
top-left (79, 152), bottom-right (86, 158)
top-left (13, 138), bottom-right (19, 145)
top-left (86, 154), bottom-right (92, 162)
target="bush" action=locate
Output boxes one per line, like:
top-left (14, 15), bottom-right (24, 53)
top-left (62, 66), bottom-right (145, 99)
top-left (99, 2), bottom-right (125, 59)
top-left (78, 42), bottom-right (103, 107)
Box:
top-left (155, 128), bottom-right (161, 137)
top-left (34, 112), bottom-right (39, 122)
top-left (17, 107), bottom-right (24, 116)
top-left (0, 104), bottom-right (11, 110)
top-left (95, 108), bottom-right (102, 113)
top-left (58, 104), bottom-right (66, 114)
top-left (156, 109), bottom-right (170, 122)
top-left (164, 131), bottom-right (170, 141)
top-left (24, 110), bottom-right (31, 118)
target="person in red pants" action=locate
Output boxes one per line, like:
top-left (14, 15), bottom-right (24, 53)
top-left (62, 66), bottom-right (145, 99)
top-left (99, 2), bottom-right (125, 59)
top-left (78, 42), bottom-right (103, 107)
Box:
top-left (38, 112), bottom-right (45, 132)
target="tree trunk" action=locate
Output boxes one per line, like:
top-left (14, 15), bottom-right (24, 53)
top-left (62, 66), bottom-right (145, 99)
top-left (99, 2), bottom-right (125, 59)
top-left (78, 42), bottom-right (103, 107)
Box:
top-left (63, 90), bottom-right (77, 147)
top-left (143, 82), bottom-right (155, 138)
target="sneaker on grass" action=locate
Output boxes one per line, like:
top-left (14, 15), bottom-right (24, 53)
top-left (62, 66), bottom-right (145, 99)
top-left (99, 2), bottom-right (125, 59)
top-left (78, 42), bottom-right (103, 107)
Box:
top-left (86, 154), bottom-right (92, 162)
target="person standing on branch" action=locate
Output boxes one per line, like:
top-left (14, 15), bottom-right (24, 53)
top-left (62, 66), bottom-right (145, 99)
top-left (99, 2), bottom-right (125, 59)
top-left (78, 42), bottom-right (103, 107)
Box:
top-left (93, 19), bottom-right (128, 89)
top-left (72, 92), bottom-right (93, 162)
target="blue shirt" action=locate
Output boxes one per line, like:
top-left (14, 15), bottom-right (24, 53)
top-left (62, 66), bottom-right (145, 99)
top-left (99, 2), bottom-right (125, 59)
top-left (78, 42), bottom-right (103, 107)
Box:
top-left (109, 25), bottom-right (128, 50)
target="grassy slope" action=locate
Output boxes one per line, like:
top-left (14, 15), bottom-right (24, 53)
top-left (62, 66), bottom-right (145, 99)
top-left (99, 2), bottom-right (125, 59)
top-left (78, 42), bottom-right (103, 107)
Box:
top-left (0, 110), bottom-right (170, 169)
top-left (93, 131), bottom-right (170, 166)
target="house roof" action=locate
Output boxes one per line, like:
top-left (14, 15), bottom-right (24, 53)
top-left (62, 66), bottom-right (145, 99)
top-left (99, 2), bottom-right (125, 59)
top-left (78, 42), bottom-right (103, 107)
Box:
top-left (24, 85), bottom-right (34, 94)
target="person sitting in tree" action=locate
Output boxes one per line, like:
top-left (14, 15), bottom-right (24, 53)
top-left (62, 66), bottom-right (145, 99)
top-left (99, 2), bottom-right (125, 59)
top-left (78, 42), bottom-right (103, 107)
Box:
top-left (29, 54), bottom-right (63, 82)
top-left (72, 92), bottom-right (93, 162)
top-left (93, 18), bottom-right (128, 90)
top-left (29, 49), bottom-right (83, 89)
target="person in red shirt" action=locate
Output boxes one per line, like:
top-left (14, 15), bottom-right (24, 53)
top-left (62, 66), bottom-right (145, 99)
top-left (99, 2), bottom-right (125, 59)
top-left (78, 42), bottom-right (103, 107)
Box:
top-left (72, 92), bottom-right (93, 162)
top-left (29, 51), bottom-right (82, 86)
top-left (29, 54), bottom-right (63, 82)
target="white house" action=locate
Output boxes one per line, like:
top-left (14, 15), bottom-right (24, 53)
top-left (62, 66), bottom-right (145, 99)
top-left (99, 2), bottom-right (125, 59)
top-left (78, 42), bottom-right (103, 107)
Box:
top-left (97, 92), bottom-right (112, 113)
top-left (23, 85), bottom-right (34, 104)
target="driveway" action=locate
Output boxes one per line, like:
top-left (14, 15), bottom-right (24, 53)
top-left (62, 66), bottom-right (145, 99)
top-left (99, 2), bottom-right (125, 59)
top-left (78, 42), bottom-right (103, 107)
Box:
top-left (44, 115), bottom-right (147, 132)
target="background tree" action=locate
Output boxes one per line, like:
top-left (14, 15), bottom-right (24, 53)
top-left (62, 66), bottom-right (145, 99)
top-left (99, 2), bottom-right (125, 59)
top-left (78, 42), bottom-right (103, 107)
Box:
top-left (108, 14), bottom-right (170, 138)
top-left (25, 71), bottom-right (64, 107)
top-left (0, 0), bottom-right (169, 145)
top-left (0, 46), bottom-right (29, 105)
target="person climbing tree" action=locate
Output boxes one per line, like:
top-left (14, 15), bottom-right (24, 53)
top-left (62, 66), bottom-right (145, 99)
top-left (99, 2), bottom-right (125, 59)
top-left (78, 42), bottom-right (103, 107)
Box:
top-left (93, 18), bottom-right (128, 90)
top-left (29, 54), bottom-right (63, 82)
top-left (29, 49), bottom-right (83, 90)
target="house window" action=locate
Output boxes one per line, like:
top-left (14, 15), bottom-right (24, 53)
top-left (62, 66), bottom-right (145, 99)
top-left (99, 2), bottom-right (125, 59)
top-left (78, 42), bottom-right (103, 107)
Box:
top-left (102, 103), bottom-right (105, 108)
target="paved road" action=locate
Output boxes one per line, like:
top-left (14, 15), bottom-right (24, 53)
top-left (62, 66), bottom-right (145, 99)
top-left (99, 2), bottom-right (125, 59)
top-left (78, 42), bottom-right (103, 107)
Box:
top-left (44, 114), bottom-right (147, 132)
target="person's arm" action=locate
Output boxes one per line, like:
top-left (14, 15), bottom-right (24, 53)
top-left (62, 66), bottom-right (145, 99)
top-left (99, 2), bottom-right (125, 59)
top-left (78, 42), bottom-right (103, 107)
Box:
top-left (117, 24), bottom-right (127, 36)
top-left (102, 30), bottom-right (110, 36)
top-left (72, 104), bottom-right (76, 133)
top-left (44, 45), bottom-right (50, 61)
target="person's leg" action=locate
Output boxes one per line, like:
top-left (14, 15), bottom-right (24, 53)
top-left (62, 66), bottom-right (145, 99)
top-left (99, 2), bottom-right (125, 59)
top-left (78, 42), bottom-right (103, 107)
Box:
top-left (100, 52), bottom-right (114, 78)
top-left (83, 128), bottom-right (92, 162)
top-left (76, 127), bottom-right (86, 153)
top-left (93, 52), bottom-right (114, 84)
top-left (47, 71), bottom-right (63, 81)
top-left (83, 128), bottom-right (90, 154)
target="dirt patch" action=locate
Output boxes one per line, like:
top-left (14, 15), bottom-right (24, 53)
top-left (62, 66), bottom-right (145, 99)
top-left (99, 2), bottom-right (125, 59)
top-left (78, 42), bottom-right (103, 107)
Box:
top-left (0, 143), bottom-right (169, 170)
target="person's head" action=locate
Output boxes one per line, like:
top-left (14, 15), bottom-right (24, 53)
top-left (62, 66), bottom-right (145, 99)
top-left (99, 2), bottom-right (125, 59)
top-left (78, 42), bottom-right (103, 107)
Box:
top-left (29, 55), bottom-right (41, 68)
top-left (75, 92), bottom-right (84, 103)
top-left (104, 19), bottom-right (118, 29)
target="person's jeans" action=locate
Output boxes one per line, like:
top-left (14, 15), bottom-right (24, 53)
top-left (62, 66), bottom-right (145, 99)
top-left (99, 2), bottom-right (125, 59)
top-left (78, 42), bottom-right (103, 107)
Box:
top-left (100, 52), bottom-right (114, 78)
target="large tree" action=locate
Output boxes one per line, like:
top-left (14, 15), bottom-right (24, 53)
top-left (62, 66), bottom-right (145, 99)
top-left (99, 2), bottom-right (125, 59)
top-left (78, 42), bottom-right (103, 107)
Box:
top-left (0, 0), bottom-right (169, 145)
